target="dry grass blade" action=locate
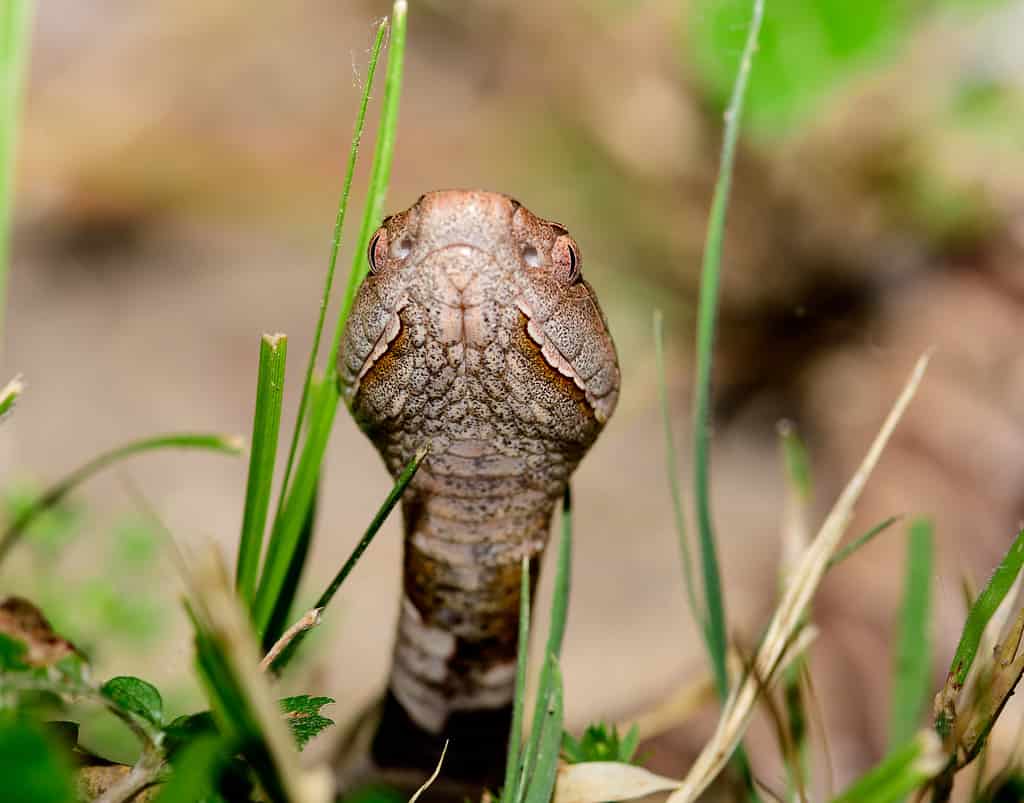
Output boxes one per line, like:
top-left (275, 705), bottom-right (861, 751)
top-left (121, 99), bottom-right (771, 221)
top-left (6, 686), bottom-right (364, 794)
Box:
top-left (408, 740), bottom-right (448, 803)
top-left (665, 353), bottom-right (930, 803)
top-left (553, 762), bottom-right (683, 803)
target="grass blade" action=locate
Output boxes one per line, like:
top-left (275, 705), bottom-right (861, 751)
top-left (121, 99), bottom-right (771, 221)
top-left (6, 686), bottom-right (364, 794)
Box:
top-left (509, 488), bottom-right (573, 803)
top-left (686, 1), bottom-right (766, 797)
top-left (690, 0), bottom-right (764, 703)
top-left (830, 731), bottom-right (944, 803)
top-left (888, 518), bottom-right (934, 750)
top-left (935, 527), bottom-right (1024, 739)
top-left (335, 0), bottom-right (408, 349)
top-left (274, 19), bottom-right (387, 514)
top-left (653, 310), bottom-right (701, 627)
top-left (268, 448), bottom-right (426, 671)
top-left (828, 516), bottom-right (903, 571)
top-left (0, 0), bottom-right (35, 350)
top-left (502, 555), bottom-right (532, 797)
top-left (262, 486), bottom-right (319, 651)
top-left (254, 388), bottom-right (337, 641)
top-left (0, 432), bottom-right (243, 565)
top-left (523, 658), bottom-right (564, 803)
top-left (255, 0), bottom-right (408, 645)
top-left (237, 334), bottom-right (288, 605)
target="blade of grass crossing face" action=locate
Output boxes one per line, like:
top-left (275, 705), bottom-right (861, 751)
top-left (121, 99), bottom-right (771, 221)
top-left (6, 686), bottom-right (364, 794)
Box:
top-left (269, 448), bottom-right (427, 671)
top-left (237, 334), bottom-right (288, 605)
top-left (0, 0), bottom-right (35, 351)
top-left (0, 432), bottom-right (243, 565)
top-left (653, 310), bottom-right (701, 627)
top-left (888, 518), bottom-right (933, 750)
top-left (274, 20), bottom-right (386, 514)
top-left (502, 556), bottom-right (532, 797)
top-left (334, 0), bottom-right (408, 361)
top-left (690, 0), bottom-right (765, 703)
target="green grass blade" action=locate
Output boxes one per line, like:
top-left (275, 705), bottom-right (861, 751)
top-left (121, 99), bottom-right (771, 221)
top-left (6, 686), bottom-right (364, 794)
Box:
top-left (262, 486), bottom-right (319, 652)
top-left (237, 334), bottom-right (288, 605)
top-left (828, 516), bottom-right (903, 571)
top-left (333, 0), bottom-right (408, 362)
top-left (268, 448), bottom-right (426, 672)
top-left (253, 384), bottom-right (338, 641)
top-left (274, 20), bottom-right (386, 515)
top-left (653, 310), bottom-right (702, 627)
top-left (0, 374), bottom-right (24, 420)
top-left (502, 556), bottom-right (532, 797)
top-left (690, 0), bottom-right (764, 703)
top-left (0, 432), bottom-right (243, 565)
top-left (510, 487), bottom-right (573, 803)
top-left (522, 657), bottom-right (564, 803)
top-left (936, 528), bottom-right (1024, 739)
top-left (888, 518), bottom-right (934, 750)
top-left (830, 731), bottom-right (944, 803)
top-left (254, 0), bottom-right (408, 645)
top-left (947, 528), bottom-right (1024, 688)
top-left (0, 0), bottom-right (35, 351)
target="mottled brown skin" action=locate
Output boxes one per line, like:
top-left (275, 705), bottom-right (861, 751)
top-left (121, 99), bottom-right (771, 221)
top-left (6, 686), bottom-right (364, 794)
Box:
top-left (339, 190), bottom-right (619, 786)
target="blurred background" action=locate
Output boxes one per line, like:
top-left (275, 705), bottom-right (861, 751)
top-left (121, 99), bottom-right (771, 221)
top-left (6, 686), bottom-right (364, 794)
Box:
top-left (2, 0), bottom-right (1024, 797)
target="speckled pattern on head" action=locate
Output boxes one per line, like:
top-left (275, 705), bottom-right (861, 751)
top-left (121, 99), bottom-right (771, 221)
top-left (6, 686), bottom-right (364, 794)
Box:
top-left (340, 189), bottom-right (619, 781)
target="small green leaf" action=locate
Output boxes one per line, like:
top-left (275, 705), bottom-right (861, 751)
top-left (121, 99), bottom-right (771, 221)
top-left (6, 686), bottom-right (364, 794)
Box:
top-left (100, 676), bottom-right (164, 727)
top-left (279, 695), bottom-right (334, 750)
top-left (0, 713), bottom-right (77, 803)
top-left (561, 722), bottom-right (642, 765)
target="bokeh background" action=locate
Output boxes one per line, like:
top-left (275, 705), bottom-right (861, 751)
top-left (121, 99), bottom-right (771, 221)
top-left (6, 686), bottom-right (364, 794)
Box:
top-left (3, 0), bottom-right (1024, 797)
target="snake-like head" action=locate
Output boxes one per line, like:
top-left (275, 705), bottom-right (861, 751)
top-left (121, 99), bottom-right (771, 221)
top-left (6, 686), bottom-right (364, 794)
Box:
top-left (340, 190), bottom-right (620, 455)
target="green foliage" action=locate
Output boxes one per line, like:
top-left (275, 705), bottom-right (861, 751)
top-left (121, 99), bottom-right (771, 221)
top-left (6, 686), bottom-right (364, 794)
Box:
top-left (888, 519), bottom-right (933, 749)
top-left (687, 0), bottom-right (1012, 134)
top-left (279, 695), bottom-right (334, 750)
top-left (562, 722), bottom-right (640, 765)
top-left (100, 676), bottom-right (164, 729)
top-left (688, 0), bottom-right (914, 133)
top-left (0, 713), bottom-right (76, 803)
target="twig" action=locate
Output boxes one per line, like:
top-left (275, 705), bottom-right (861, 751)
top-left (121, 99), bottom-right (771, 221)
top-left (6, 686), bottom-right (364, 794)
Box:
top-left (260, 607), bottom-right (323, 671)
top-left (93, 749), bottom-right (164, 803)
